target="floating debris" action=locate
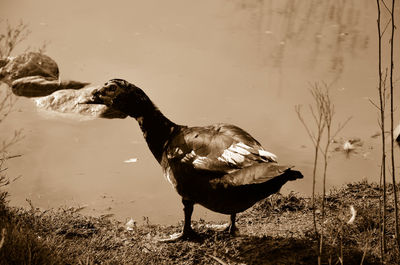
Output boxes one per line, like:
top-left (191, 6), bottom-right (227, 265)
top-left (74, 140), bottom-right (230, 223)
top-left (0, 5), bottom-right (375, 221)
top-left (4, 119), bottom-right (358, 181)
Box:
top-left (334, 138), bottom-right (363, 155)
top-left (370, 132), bottom-right (381, 138)
top-left (124, 158), bottom-right (138, 163)
top-left (362, 152), bottom-right (371, 159)
top-left (100, 213), bottom-right (114, 219)
top-left (343, 140), bottom-right (355, 153)
top-left (371, 126), bottom-right (399, 146)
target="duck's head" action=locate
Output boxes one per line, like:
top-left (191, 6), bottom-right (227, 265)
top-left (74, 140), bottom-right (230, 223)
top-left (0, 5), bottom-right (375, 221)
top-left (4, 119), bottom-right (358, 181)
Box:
top-left (85, 79), bottom-right (152, 119)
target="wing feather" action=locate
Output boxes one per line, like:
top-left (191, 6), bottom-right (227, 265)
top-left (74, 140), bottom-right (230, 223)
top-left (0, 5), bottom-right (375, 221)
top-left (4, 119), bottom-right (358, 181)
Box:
top-left (166, 123), bottom-right (277, 174)
top-left (211, 163), bottom-right (292, 187)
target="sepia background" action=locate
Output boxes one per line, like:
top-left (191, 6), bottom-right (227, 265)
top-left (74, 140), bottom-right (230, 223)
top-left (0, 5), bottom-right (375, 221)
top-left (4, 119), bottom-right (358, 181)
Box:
top-left (0, 0), bottom-right (398, 224)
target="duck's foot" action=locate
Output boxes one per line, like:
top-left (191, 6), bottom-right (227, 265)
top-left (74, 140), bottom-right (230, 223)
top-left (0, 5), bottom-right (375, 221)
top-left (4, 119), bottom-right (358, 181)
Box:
top-left (204, 223), bottom-right (240, 236)
top-left (224, 224), bottom-right (240, 237)
top-left (158, 228), bottom-right (201, 243)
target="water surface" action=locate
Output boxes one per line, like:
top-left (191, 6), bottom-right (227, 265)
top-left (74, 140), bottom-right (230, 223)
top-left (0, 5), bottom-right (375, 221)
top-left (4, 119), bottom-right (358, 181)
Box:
top-left (0, 0), bottom-right (398, 224)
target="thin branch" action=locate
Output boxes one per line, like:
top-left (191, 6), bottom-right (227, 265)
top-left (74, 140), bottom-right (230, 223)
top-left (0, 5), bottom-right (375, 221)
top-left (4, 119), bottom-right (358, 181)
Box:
top-left (381, 18), bottom-right (392, 36)
top-left (0, 20), bottom-right (31, 58)
top-left (377, 0), bottom-right (387, 258)
top-left (369, 98), bottom-right (381, 111)
top-left (389, 0), bottom-right (399, 250)
top-left (332, 117), bottom-right (353, 139)
top-left (381, 0), bottom-right (392, 14)
top-left (295, 105), bottom-right (318, 147)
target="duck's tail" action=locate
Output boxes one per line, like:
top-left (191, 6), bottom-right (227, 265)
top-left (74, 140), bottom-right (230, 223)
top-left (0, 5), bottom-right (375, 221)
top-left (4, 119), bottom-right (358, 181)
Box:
top-left (217, 163), bottom-right (303, 187)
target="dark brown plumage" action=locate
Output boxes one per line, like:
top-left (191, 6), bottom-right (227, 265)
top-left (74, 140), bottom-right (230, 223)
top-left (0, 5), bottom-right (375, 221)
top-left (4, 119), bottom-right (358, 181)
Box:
top-left (85, 79), bottom-right (303, 241)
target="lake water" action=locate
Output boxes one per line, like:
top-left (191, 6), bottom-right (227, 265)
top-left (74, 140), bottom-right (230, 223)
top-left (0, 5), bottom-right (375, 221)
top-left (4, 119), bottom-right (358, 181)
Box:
top-left (0, 0), bottom-right (399, 225)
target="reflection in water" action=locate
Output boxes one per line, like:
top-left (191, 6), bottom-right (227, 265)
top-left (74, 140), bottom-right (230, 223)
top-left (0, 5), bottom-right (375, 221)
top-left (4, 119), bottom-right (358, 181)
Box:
top-left (233, 0), bottom-right (370, 71)
top-left (229, 0), bottom-right (373, 95)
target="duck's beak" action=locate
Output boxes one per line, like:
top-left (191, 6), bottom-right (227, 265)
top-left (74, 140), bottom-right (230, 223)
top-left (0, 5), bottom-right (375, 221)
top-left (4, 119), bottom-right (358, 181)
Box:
top-left (81, 88), bottom-right (112, 105)
top-left (81, 95), bottom-right (103, 104)
top-left (78, 87), bottom-right (102, 104)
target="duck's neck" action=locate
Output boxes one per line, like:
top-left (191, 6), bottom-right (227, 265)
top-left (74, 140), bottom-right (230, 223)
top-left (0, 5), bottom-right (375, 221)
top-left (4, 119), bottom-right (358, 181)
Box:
top-left (134, 108), bottom-right (179, 163)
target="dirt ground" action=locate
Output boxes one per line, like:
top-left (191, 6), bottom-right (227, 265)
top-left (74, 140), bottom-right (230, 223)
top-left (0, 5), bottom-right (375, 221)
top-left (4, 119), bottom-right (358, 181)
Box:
top-left (1, 181), bottom-right (399, 264)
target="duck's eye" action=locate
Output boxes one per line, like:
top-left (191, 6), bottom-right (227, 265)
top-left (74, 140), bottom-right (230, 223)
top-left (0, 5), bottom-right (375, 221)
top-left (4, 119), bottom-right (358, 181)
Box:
top-left (107, 84), bottom-right (117, 91)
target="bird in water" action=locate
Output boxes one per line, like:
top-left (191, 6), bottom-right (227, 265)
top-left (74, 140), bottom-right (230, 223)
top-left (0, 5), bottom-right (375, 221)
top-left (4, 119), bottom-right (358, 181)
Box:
top-left (84, 79), bottom-right (303, 241)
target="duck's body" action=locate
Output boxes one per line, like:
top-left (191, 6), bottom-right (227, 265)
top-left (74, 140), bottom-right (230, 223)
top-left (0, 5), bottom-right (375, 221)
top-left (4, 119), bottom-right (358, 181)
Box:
top-left (161, 123), bottom-right (299, 215)
top-left (85, 79), bottom-right (303, 240)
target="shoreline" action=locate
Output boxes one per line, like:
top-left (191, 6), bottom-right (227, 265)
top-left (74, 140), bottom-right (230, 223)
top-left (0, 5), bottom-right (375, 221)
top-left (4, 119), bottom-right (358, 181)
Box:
top-left (1, 180), bottom-right (398, 264)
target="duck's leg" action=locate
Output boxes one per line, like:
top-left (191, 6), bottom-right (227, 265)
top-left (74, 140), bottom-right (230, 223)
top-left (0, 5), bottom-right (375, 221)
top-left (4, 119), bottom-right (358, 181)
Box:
top-left (181, 199), bottom-right (198, 238)
top-left (229, 213), bottom-right (236, 234)
top-left (226, 213), bottom-right (240, 236)
top-left (159, 199), bottom-right (199, 242)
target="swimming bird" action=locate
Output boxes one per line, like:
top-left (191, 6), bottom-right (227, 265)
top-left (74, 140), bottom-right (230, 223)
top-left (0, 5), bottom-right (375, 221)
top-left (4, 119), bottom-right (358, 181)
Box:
top-left (84, 79), bottom-right (303, 241)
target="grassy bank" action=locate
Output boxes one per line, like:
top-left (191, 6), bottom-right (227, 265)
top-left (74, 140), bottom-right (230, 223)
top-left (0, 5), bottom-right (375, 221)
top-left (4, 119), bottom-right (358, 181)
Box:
top-left (0, 181), bottom-right (399, 264)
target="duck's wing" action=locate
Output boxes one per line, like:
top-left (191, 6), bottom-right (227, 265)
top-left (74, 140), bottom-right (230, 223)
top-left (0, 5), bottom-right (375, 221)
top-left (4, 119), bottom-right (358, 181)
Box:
top-left (213, 163), bottom-right (302, 187)
top-left (167, 123), bottom-right (277, 174)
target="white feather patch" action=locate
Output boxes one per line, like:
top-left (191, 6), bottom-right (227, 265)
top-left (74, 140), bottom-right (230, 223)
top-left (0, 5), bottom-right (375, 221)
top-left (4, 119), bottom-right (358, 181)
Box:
top-left (229, 144), bottom-right (251, 155)
top-left (163, 166), bottom-right (174, 186)
top-left (181, 150), bottom-right (196, 162)
top-left (193, 156), bottom-right (209, 166)
top-left (175, 147), bottom-right (183, 155)
top-left (168, 147), bottom-right (184, 159)
top-left (218, 142), bottom-right (253, 165)
top-left (258, 149), bottom-right (277, 162)
top-left (220, 148), bottom-right (245, 164)
top-left (236, 142), bottom-right (251, 149)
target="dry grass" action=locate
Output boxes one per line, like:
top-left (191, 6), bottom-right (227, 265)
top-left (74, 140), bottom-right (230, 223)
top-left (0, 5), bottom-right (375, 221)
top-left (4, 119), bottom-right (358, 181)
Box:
top-left (1, 181), bottom-right (398, 264)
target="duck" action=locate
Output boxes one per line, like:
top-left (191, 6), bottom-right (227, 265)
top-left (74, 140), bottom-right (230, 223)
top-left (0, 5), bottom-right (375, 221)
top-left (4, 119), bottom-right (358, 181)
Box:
top-left (84, 79), bottom-right (304, 241)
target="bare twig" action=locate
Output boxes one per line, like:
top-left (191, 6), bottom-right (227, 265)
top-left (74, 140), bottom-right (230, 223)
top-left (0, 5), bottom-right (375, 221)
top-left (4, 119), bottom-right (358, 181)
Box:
top-left (332, 117), bottom-right (352, 140)
top-left (369, 99), bottom-right (381, 111)
top-left (381, 18), bottom-right (392, 37)
top-left (319, 86), bottom-right (332, 264)
top-left (295, 86), bottom-right (326, 237)
top-left (296, 82), bottom-right (350, 265)
top-left (316, 83), bottom-right (350, 265)
top-left (0, 154), bottom-right (22, 160)
top-left (208, 255), bottom-right (228, 265)
top-left (388, 0), bottom-right (399, 251)
top-left (0, 228), bottom-right (6, 250)
top-left (0, 20), bottom-right (31, 58)
top-left (0, 129), bottom-right (24, 154)
top-left (377, 0), bottom-right (387, 259)
top-left (381, 0), bottom-right (392, 14)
